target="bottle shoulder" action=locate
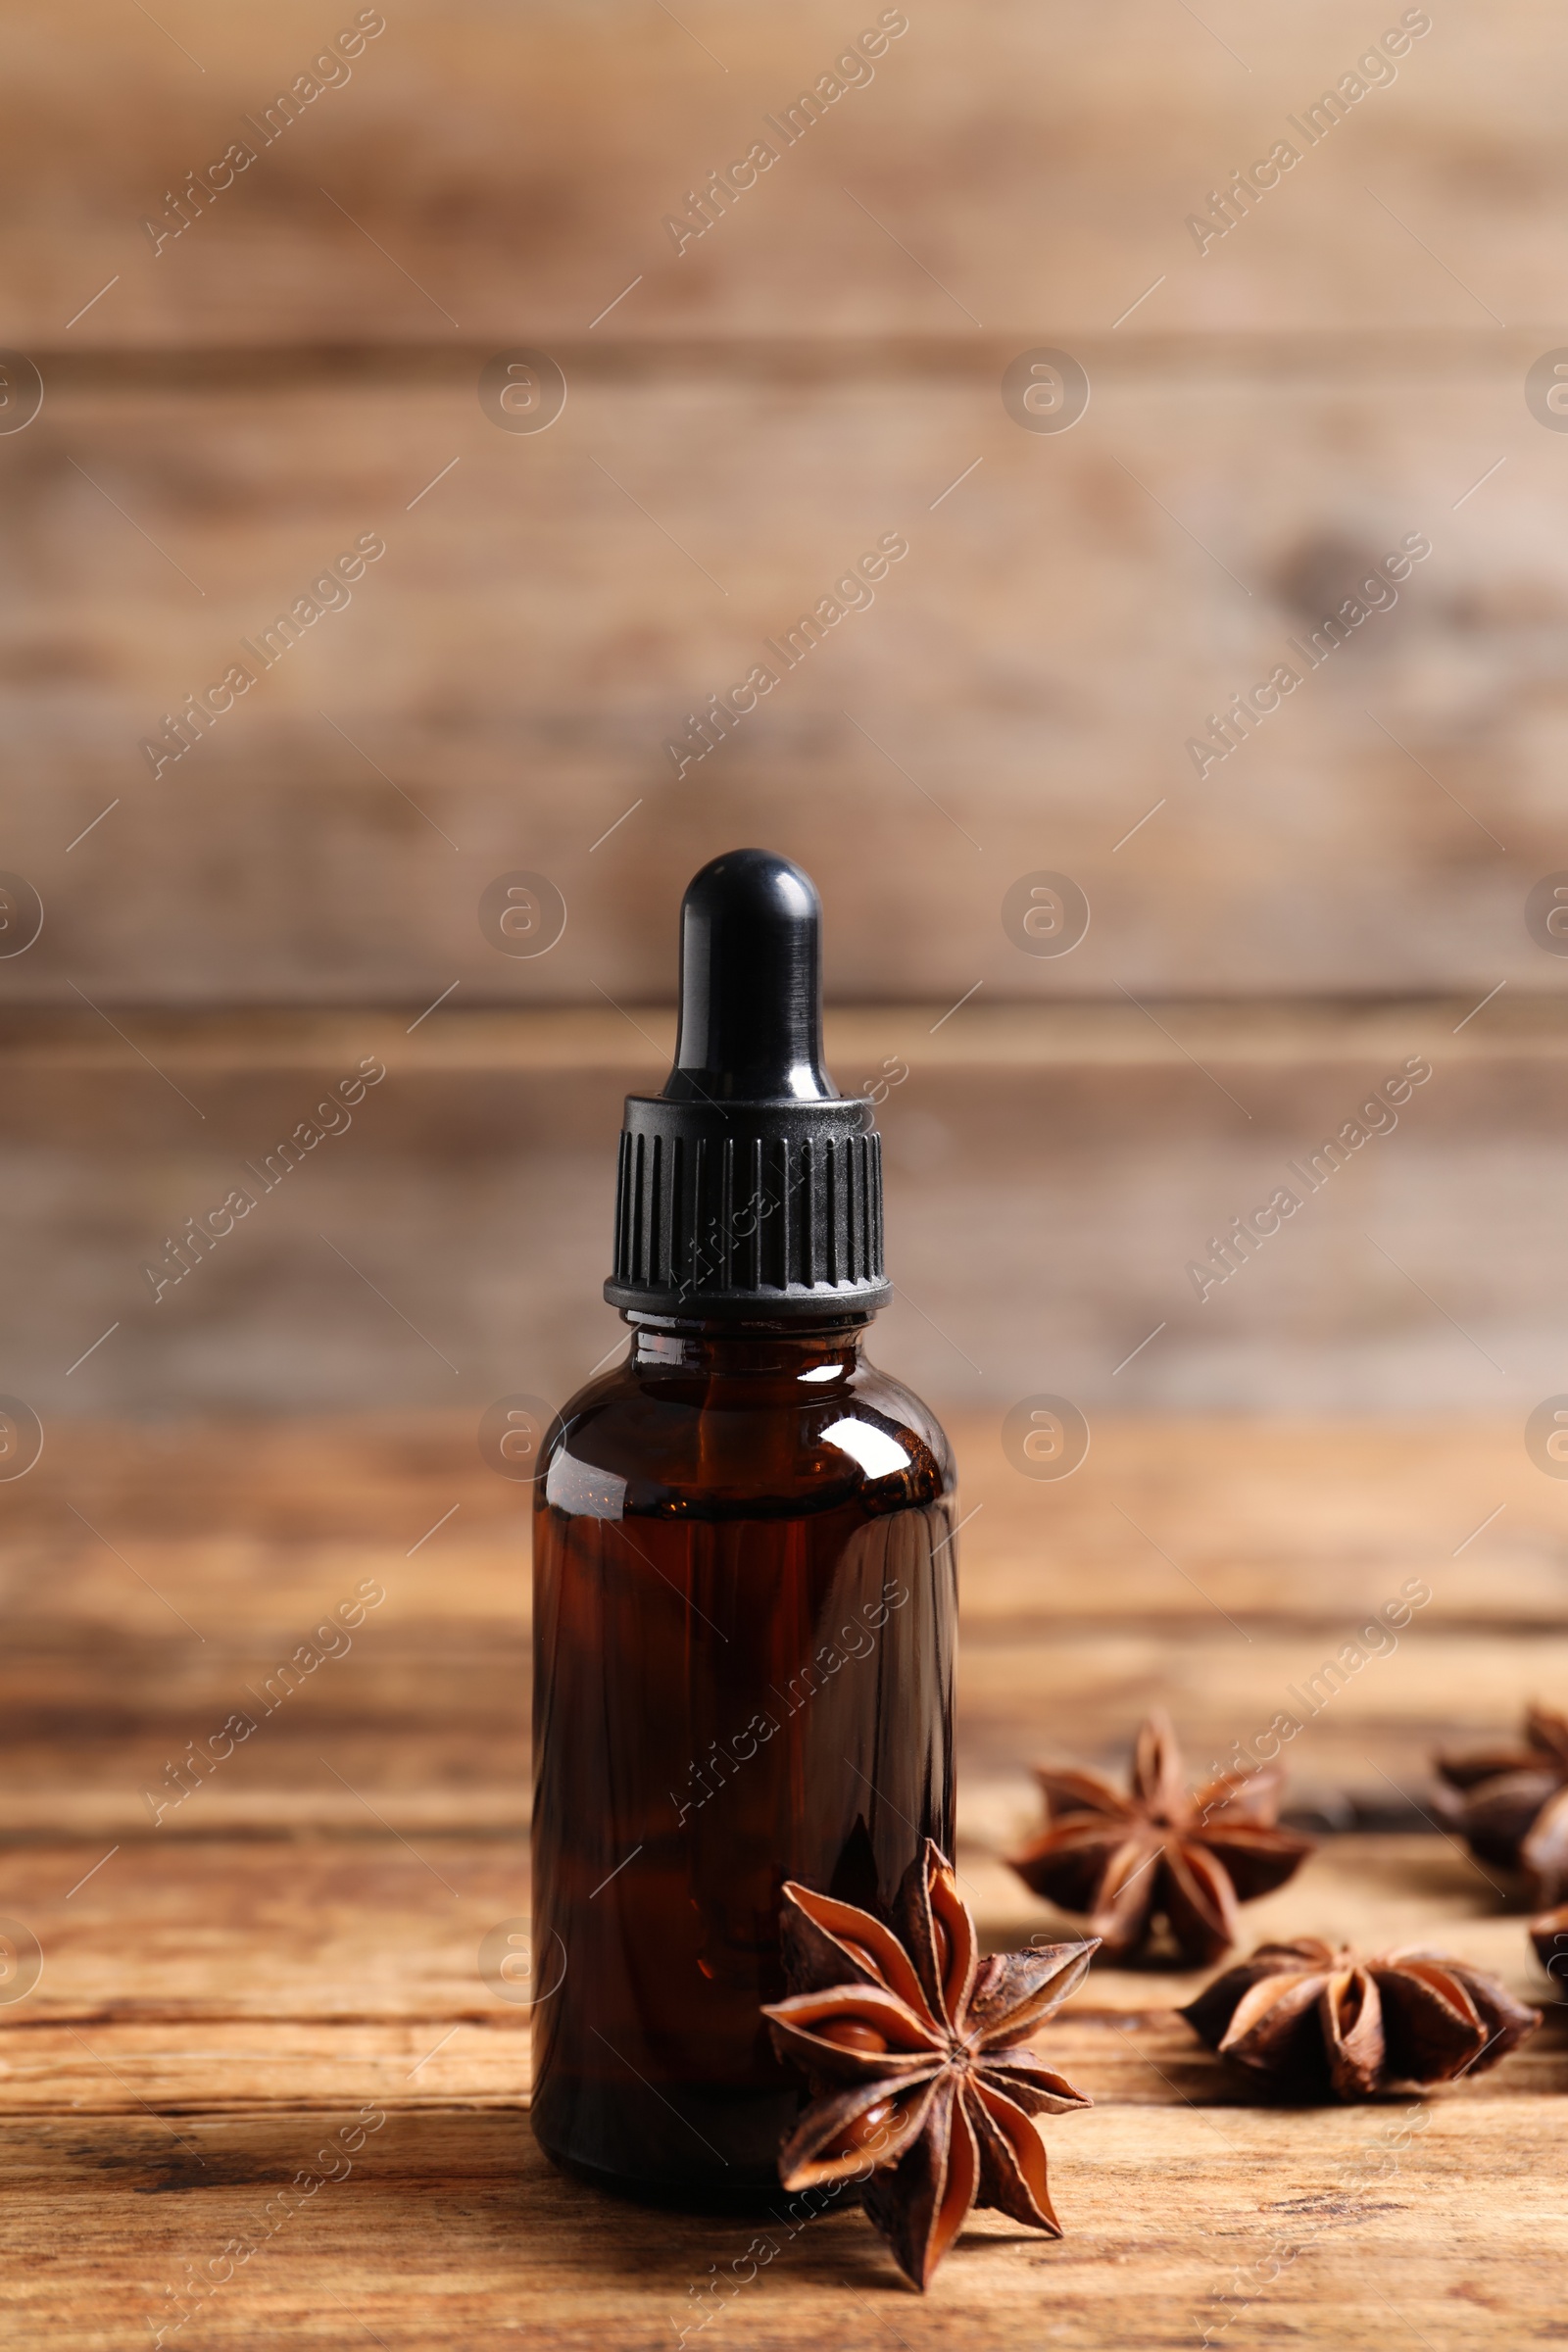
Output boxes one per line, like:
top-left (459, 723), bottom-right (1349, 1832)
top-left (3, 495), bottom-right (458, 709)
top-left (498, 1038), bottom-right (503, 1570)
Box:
top-left (542, 1348), bottom-right (954, 1521)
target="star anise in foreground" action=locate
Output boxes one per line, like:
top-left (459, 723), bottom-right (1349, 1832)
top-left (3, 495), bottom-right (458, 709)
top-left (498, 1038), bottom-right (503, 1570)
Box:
top-left (1181, 1936), bottom-right (1541, 2100)
top-left (760, 1841), bottom-right (1095, 2290)
top-left (1007, 1711), bottom-right (1316, 1966)
top-left (1434, 1703), bottom-right (1568, 1901)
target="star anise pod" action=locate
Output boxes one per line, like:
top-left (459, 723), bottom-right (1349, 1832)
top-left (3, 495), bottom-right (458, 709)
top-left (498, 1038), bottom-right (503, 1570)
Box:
top-left (1007, 1711), bottom-right (1316, 1966)
top-left (760, 1840), bottom-right (1095, 2290)
top-left (1434, 1703), bottom-right (1568, 1901)
top-left (1181, 1936), bottom-right (1541, 2100)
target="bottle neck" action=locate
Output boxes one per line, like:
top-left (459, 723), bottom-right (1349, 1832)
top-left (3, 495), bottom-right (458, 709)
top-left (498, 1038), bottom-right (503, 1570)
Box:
top-left (624, 1314), bottom-right (871, 1379)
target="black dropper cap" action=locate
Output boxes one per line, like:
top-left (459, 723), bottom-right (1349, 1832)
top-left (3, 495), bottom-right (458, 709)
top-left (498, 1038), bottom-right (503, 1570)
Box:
top-left (604, 849), bottom-right (890, 1320)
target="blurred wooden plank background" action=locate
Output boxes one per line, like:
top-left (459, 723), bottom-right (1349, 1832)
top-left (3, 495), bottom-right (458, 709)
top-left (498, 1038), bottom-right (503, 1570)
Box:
top-left (2, 355), bottom-right (1554, 1004)
top-left (2, 1), bottom-right (1555, 340)
top-left (0, 0), bottom-right (1561, 1416)
top-left (6, 1009), bottom-right (1568, 1418)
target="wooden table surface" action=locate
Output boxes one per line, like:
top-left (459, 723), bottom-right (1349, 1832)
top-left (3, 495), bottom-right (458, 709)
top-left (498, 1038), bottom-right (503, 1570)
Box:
top-left (2, 1412), bottom-right (1562, 2349)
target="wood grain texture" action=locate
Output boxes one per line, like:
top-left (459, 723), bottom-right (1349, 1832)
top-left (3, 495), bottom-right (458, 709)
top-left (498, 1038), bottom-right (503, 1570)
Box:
top-left (7, 2098), bottom-right (1567, 2351)
top-left (0, 0), bottom-right (1553, 342)
top-left (2, 0), bottom-right (1551, 1023)
top-left (0, 1414), bottom-right (1561, 2346)
top-left (0, 1837), bottom-right (1559, 2347)
top-left (0, 1414), bottom-right (1560, 1835)
top-left (0, 359), bottom-right (1550, 1004)
top-left (5, 1043), bottom-right (1565, 1419)
top-left (2, 1834), bottom-right (1550, 2058)
top-left (4, 0), bottom-right (1564, 2311)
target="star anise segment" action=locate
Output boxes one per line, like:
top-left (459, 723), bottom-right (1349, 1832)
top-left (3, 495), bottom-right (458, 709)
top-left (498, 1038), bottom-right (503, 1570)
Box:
top-left (1435, 1703), bottom-right (1568, 1900)
top-left (762, 1841), bottom-right (1095, 2289)
top-left (1009, 1711), bottom-right (1316, 1966)
top-left (1181, 1936), bottom-right (1541, 2100)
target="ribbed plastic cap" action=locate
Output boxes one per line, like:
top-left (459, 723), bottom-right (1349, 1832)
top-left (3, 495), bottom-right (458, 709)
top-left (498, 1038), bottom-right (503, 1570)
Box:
top-left (604, 849), bottom-right (891, 1320)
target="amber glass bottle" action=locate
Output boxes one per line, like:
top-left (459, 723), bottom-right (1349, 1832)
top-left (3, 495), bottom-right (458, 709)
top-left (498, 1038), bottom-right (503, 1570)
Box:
top-left (530, 851), bottom-right (956, 2208)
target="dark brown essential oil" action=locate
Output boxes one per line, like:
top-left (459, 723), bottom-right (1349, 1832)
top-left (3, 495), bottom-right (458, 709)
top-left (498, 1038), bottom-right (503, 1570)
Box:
top-left (529, 851), bottom-right (956, 2207)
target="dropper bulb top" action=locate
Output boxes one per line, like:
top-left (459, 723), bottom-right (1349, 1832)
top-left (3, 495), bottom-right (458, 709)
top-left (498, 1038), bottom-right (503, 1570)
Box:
top-left (662, 848), bottom-right (837, 1103)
